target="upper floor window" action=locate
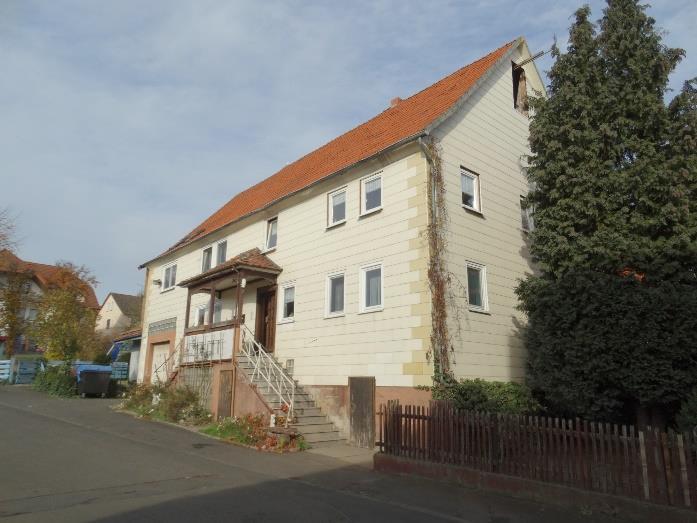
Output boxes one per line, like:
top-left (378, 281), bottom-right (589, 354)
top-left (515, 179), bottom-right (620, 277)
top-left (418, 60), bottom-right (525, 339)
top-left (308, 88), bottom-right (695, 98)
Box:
top-left (520, 196), bottom-right (534, 232)
top-left (461, 168), bottom-right (481, 212)
top-left (512, 63), bottom-right (529, 116)
top-left (360, 263), bottom-right (383, 313)
top-left (162, 264), bottom-right (177, 291)
top-left (360, 174), bottom-right (382, 215)
top-left (328, 187), bottom-right (347, 227)
top-left (466, 261), bottom-right (488, 312)
top-left (197, 305), bottom-right (207, 326)
top-left (106, 319), bottom-right (111, 329)
top-left (266, 218), bottom-right (278, 250)
top-left (217, 240), bottom-right (227, 265)
top-left (326, 272), bottom-right (345, 317)
top-left (201, 246), bottom-right (212, 272)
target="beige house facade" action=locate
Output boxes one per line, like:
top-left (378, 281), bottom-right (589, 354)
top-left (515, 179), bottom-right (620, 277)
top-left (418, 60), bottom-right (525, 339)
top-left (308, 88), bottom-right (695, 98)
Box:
top-left (136, 38), bottom-right (544, 440)
top-left (95, 292), bottom-right (141, 336)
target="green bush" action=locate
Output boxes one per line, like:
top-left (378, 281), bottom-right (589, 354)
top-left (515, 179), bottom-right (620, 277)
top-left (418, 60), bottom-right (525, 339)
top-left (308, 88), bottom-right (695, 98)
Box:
top-left (433, 376), bottom-right (540, 414)
top-left (677, 391), bottom-right (697, 433)
top-left (33, 364), bottom-right (76, 397)
top-left (92, 352), bottom-right (111, 365)
top-left (121, 383), bottom-right (210, 425)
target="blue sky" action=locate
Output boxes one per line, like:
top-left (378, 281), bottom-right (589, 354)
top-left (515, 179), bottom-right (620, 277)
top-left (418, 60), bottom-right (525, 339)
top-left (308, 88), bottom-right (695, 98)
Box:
top-left (1, 0), bottom-right (695, 303)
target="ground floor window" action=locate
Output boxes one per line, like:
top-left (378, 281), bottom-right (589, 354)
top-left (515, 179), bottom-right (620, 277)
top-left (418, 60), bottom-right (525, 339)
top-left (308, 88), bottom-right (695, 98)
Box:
top-left (359, 263), bottom-right (383, 313)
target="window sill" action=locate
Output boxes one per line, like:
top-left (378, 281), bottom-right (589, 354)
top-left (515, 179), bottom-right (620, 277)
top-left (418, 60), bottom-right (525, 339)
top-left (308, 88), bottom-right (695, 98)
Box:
top-left (462, 205), bottom-right (484, 217)
top-left (262, 246), bottom-right (277, 254)
top-left (160, 287), bottom-right (175, 294)
top-left (324, 312), bottom-right (345, 319)
top-left (359, 207), bottom-right (382, 218)
top-left (277, 317), bottom-right (294, 325)
top-left (358, 306), bottom-right (383, 315)
top-left (468, 307), bottom-right (490, 315)
top-left (326, 220), bottom-right (346, 230)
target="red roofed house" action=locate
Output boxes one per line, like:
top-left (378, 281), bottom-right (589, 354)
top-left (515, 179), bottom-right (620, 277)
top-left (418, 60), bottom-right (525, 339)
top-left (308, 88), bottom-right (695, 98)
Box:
top-left (0, 249), bottom-right (99, 356)
top-left (136, 38), bottom-right (544, 445)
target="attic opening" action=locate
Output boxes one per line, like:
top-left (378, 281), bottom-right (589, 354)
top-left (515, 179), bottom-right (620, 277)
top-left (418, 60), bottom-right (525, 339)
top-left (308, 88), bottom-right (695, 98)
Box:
top-left (512, 62), bottom-right (528, 116)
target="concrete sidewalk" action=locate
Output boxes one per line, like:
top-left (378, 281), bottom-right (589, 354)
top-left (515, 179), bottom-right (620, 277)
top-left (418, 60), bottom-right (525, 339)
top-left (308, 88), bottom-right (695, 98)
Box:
top-left (0, 386), bottom-right (631, 522)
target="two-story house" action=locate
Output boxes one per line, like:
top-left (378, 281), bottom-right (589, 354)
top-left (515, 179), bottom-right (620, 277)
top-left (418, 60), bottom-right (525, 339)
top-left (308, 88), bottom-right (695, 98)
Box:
top-left (96, 292), bottom-right (142, 335)
top-left (136, 37), bottom-right (544, 444)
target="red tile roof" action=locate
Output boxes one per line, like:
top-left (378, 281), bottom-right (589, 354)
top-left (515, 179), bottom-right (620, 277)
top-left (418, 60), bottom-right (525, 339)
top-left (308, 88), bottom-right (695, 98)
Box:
top-left (146, 39), bottom-right (517, 265)
top-left (114, 327), bottom-right (142, 342)
top-left (178, 247), bottom-right (282, 288)
top-left (0, 249), bottom-right (100, 309)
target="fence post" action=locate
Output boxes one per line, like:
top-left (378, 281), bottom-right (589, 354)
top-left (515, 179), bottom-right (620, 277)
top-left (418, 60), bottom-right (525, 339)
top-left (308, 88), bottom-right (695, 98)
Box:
top-left (677, 433), bottom-right (691, 507)
top-left (639, 430), bottom-right (650, 501)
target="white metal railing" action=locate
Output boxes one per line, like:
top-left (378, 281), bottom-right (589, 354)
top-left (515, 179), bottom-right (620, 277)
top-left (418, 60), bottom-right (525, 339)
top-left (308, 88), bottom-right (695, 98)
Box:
top-left (240, 325), bottom-right (295, 426)
top-left (152, 338), bottom-right (183, 386)
top-left (182, 330), bottom-right (231, 364)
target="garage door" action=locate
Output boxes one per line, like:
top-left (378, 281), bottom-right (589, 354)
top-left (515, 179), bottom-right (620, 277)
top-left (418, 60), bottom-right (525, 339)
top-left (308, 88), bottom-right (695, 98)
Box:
top-left (151, 342), bottom-right (170, 384)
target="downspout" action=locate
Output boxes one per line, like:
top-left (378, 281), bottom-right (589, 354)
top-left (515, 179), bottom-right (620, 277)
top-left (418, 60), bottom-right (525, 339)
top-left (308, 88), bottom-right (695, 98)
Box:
top-left (418, 135), bottom-right (438, 225)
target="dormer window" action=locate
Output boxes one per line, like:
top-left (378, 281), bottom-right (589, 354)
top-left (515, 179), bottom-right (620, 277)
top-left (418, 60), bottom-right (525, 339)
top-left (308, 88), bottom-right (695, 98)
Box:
top-left (512, 63), bottom-right (528, 116)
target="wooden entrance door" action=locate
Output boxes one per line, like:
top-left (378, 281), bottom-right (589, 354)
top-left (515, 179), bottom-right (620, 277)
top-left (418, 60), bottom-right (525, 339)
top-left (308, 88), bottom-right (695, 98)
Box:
top-left (255, 287), bottom-right (276, 352)
top-left (349, 376), bottom-right (376, 448)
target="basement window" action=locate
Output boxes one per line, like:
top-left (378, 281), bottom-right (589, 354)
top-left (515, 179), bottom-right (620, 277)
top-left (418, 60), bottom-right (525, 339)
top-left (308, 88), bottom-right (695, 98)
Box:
top-left (512, 63), bottom-right (529, 116)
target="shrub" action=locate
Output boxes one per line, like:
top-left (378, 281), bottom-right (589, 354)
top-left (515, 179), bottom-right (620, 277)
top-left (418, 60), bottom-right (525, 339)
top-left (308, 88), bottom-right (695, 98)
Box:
top-left (92, 352), bottom-right (111, 365)
top-left (120, 383), bottom-right (210, 424)
top-left (33, 364), bottom-right (76, 397)
top-left (433, 376), bottom-right (540, 415)
top-left (677, 391), bottom-right (697, 433)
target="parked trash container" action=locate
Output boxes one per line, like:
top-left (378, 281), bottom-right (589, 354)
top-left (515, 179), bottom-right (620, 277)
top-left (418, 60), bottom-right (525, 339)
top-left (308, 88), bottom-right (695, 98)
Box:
top-left (76, 365), bottom-right (112, 398)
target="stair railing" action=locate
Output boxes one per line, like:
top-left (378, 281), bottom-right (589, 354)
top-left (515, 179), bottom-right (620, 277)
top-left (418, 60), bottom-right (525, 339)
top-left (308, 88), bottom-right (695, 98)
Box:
top-left (240, 325), bottom-right (295, 426)
top-left (152, 338), bottom-right (184, 386)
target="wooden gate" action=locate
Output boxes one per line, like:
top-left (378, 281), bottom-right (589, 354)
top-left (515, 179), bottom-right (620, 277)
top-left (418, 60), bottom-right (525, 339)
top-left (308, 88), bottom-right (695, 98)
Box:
top-left (349, 376), bottom-right (375, 448)
top-left (217, 370), bottom-right (233, 420)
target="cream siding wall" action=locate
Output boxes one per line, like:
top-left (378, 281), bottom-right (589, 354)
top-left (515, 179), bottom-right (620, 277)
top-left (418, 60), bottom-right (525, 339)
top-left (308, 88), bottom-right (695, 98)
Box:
top-left (95, 295), bottom-right (132, 333)
top-left (139, 143), bottom-right (432, 387)
top-left (432, 44), bottom-right (542, 381)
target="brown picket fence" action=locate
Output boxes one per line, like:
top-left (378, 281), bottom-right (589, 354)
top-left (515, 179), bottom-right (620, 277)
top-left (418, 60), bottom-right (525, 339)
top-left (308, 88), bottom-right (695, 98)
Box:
top-left (377, 401), bottom-right (697, 510)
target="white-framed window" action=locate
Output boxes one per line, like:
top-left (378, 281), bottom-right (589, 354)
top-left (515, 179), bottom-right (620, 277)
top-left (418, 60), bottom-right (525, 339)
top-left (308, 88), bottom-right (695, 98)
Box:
top-left (327, 187), bottom-right (347, 227)
top-left (265, 217), bottom-right (278, 251)
top-left (279, 282), bottom-right (295, 323)
top-left (196, 305), bottom-right (207, 326)
top-left (162, 263), bottom-right (177, 291)
top-left (360, 173), bottom-right (382, 216)
top-left (466, 261), bottom-right (488, 312)
top-left (325, 271), bottom-right (345, 317)
top-left (201, 246), bottom-right (213, 273)
top-left (217, 240), bottom-right (227, 265)
top-left (461, 167), bottom-right (481, 212)
top-left (359, 263), bottom-right (383, 313)
top-left (520, 196), bottom-right (534, 232)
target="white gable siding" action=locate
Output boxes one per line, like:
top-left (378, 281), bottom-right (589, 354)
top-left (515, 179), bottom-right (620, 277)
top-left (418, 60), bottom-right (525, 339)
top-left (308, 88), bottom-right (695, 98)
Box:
top-left (139, 143), bottom-right (432, 387)
top-left (433, 44), bottom-right (542, 381)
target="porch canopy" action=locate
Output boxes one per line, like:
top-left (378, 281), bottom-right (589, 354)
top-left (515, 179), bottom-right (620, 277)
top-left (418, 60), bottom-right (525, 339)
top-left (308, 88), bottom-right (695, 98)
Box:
top-left (178, 248), bottom-right (282, 335)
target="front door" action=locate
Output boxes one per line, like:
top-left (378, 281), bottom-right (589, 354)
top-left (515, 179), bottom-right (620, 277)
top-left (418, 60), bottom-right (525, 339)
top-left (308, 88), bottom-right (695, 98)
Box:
top-left (255, 287), bottom-right (276, 352)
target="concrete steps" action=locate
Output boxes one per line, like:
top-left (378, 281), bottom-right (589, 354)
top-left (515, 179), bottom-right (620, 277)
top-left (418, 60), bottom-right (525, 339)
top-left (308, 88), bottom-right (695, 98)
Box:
top-left (236, 354), bottom-right (344, 445)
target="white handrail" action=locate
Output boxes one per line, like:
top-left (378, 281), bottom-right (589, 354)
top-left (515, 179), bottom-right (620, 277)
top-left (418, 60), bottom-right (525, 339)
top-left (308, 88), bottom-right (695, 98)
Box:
top-left (239, 325), bottom-right (295, 426)
top-left (152, 338), bottom-right (183, 386)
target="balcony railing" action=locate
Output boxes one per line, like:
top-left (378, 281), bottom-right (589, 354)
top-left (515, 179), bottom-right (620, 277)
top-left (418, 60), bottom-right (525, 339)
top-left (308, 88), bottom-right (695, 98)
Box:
top-left (182, 328), bottom-right (233, 364)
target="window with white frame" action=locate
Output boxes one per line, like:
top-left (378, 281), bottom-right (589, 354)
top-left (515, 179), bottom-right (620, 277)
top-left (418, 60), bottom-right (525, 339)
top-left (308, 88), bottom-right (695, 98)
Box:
top-left (266, 218), bottom-right (278, 250)
top-left (327, 187), bottom-right (346, 227)
top-left (201, 246), bottom-right (212, 272)
top-left (360, 174), bottom-right (382, 215)
top-left (162, 264), bottom-right (177, 291)
top-left (326, 272), bottom-right (345, 316)
top-left (461, 168), bottom-right (481, 211)
top-left (359, 263), bottom-right (383, 312)
top-left (217, 240), bottom-right (227, 265)
top-left (520, 196), bottom-right (534, 232)
top-left (466, 261), bottom-right (488, 311)
top-left (280, 283), bottom-right (295, 321)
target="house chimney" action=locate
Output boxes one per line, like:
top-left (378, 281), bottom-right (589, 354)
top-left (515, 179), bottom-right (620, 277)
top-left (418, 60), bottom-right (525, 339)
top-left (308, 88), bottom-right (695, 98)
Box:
top-left (390, 97), bottom-right (402, 108)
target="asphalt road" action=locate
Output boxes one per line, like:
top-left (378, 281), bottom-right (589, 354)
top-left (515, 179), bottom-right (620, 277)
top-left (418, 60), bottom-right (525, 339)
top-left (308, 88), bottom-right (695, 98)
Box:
top-left (0, 386), bottom-right (627, 522)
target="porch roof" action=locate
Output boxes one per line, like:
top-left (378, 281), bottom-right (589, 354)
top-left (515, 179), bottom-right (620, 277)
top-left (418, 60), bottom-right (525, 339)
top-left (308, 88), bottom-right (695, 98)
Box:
top-left (178, 247), bottom-right (282, 289)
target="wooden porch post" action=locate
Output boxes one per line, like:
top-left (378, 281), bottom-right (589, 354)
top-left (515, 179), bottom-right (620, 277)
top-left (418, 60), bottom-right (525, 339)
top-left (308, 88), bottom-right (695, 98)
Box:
top-left (207, 283), bottom-right (216, 326)
top-left (230, 270), bottom-right (245, 418)
top-left (184, 289), bottom-right (192, 331)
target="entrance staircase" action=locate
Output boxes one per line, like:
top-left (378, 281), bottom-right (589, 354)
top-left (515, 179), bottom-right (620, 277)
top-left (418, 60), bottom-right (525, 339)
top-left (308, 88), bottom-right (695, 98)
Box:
top-left (238, 328), bottom-right (343, 445)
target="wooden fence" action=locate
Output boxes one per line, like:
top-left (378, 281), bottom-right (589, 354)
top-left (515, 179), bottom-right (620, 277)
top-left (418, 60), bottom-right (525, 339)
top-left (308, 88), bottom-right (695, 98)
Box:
top-left (378, 401), bottom-right (697, 510)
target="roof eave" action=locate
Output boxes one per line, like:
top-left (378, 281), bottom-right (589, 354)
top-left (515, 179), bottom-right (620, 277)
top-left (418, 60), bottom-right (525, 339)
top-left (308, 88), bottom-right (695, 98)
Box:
top-left (424, 37), bottom-right (523, 136)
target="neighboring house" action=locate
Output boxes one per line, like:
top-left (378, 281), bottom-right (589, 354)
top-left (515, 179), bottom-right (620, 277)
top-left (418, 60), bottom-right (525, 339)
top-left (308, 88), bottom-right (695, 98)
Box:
top-left (136, 38), bottom-right (544, 441)
top-left (96, 292), bottom-right (142, 335)
top-left (0, 249), bottom-right (99, 356)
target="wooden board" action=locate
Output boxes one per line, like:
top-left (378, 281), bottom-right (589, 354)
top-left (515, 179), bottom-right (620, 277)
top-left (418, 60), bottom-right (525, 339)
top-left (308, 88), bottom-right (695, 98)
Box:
top-left (217, 370), bottom-right (233, 420)
top-left (349, 376), bottom-right (376, 448)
